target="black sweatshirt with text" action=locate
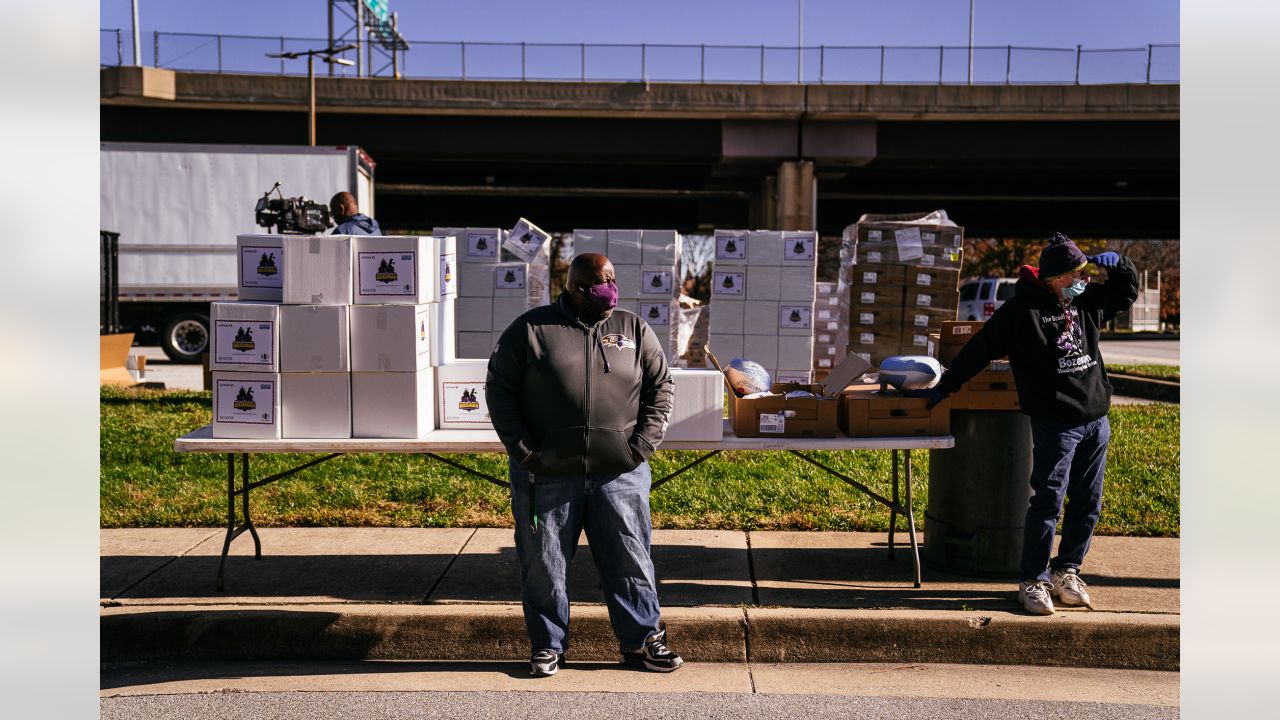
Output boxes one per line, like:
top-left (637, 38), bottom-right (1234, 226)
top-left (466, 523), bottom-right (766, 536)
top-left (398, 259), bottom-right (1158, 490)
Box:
top-left (485, 294), bottom-right (674, 477)
top-left (936, 255), bottom-right (1139, 424)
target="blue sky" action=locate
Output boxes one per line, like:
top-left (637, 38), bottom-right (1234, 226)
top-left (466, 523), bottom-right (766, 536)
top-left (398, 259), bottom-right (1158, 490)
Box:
top-left (101, 1), bottom-right (1179, 48)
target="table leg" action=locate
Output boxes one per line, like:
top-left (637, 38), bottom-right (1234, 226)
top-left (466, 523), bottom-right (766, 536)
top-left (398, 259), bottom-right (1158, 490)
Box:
top-left (217, 452), bottom-right (235, 592)
top-left (889, 450), bottom-right (899, 560)
top-left (242, 453), bottom-right (262, 558)
top-left (904, 449), bottom-right (922, 588)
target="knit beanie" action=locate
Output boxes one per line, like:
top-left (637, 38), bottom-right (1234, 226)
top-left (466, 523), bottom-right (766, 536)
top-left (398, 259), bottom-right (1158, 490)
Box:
top-left (1037, 232), bottom-right (1088, 280)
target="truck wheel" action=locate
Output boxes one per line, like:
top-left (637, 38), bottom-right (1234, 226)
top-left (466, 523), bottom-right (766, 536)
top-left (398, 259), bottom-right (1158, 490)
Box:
top-left (162, 312), bottom-right (209, 363)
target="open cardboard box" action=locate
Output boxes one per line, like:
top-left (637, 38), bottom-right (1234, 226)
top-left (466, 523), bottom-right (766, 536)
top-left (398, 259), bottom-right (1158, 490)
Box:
top-left (708, 348), bottom-right (871, 438)
top-left (840, 384), bottom-right (951, 437)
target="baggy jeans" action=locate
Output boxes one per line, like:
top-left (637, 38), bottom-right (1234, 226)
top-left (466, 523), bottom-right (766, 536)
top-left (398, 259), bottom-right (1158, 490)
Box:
top-left (508, 458), bottom-right (663, 654)
top-left (1021, 415), bottom-right (1111, 583)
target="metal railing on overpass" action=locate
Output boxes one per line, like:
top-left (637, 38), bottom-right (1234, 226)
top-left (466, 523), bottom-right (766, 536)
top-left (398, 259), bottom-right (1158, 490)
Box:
top-left (101, 30), bottom-right (1179, 85)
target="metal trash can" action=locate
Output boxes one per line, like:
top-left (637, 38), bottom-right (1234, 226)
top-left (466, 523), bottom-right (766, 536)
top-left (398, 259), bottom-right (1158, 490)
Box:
top-left (924, 410), bottom-right (1032, 578)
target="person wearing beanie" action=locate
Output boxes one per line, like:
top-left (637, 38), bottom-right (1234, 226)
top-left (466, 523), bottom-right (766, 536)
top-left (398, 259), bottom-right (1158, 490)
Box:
top-left (909, 231), bottom-right (1139, 616)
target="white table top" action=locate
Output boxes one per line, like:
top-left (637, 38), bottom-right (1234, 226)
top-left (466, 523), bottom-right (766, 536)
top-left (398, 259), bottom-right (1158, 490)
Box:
top-left (174, 421), bottom-right (954, 454)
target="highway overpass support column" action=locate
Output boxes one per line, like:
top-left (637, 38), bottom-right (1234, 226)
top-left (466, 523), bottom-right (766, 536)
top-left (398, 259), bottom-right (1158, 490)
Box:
top-left (777, 160), bottom-right (816, 231)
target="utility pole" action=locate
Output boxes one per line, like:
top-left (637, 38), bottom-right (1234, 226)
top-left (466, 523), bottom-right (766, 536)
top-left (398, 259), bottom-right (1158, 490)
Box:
top-left (797, 0), bottom-right (804, 83)
top-left (968, 0), bottom-right (975, 84)
top-left (131, 0), bottom-right (141, 65)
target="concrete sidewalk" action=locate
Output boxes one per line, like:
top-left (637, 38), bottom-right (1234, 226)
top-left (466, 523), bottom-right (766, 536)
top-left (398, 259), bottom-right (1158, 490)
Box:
top-left (101, 528), bottom-right (1179, 670)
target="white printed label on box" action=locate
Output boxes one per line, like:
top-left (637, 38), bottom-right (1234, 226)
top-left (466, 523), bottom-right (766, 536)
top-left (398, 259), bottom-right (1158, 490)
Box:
top-left (467, 232), bottom-right (498, 258)
top-left (866, 250), bottom-right (882, 263)
top-left (214, 320), bottom-right (274, 366)
top-left (855, 352), bottom-right (872, 363)
top-left (916, 272), bottom-right (932, 287)
top-left (779, 305), bottom-right (812, 329)
top-left (859, 312), bottom-right (874, 325)
top-left (913, 314), bottom-right (929, 327)
top-left (894, 226), bottom-right (924, 261)
top-left (416, 308), bottom-right (431, 358)
top-left (952, 234), bottom-right (964, 247)
top-left (240, 245), bottom-right (282, 288)
top-left (777, 373), bottom-right (809, 384)
top-left (862, 271), bottom-right (878, 284)
top-left (439, 253), bottom-right (456, 295)
top-left (859, 332), bottom-right (875, 345)
top-left (818, 357), bottom-right (833, 368)
top-left (817, 333), bottom-right (832, 343)
top-left (358, 251), bottom-right (416, 296)
top-left (824, 321), bottom-right (839, 331)
top-left (867, 230), bottom-right (882, 242)
top-left (922, 232), bottom-right (937, 243)
top-left (713, 271), bottom-right (745, 296)
top-left (817, 308), bottom-right (834, 320)
top-left (441, 382), bottom-right (490, 424)
top-left (920, 254), bottom-right (936, 267)
top-left (916, 294), bottom-right (932, 307)
top-left (758, 412), bottom-right (785, 434)
top-left (642, 270), bottom-right (673, 295)
top-left (827, 296), bottom-right (839, 306)
top-left (783, 234), bottom-right (815, 261)
top-left (913, 334), bottom-right (929, 347)
top-left (215, 379), bottom-right (275, 424)
top-left (716, 232), bottom-right (747, 260)
top-left (640, 302), bottom-right (671, 325)
top-left (494, 265), bottom-right (527, 290)
top-left (825, 346), bottom-right (838, 355)
top-left (860, 292), bottom-right (876, 304)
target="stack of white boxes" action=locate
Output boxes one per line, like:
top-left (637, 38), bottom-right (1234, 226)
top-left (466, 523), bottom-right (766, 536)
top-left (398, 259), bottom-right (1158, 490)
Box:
top-left (811, 281), bottom-right (845, 381)
top-left (573, 229), bottom-right (683, 360)
top-left (708, 229), bottom-right (819, 384)
top-left (212, 233), bottom-right (457, 439)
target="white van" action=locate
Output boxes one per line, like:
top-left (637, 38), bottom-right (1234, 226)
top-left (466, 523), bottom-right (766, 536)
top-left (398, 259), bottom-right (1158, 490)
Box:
top-left (957, 278), bottom-right (1018, 320)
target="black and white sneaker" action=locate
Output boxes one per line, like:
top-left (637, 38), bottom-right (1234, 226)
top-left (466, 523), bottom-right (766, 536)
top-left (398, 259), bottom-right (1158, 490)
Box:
top-left (529, 649), bottom-right (563, 677)
top-left (621, 629), bottom-right (683, 672)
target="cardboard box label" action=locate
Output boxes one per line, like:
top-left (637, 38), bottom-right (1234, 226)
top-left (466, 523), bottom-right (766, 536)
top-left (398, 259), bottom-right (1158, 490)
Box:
top-left (823, 321), bottom-right (839, 331)
top-left (855, 352), bottom-right (871, 363)
top-left (912, 334), bottom-right (929, 347)
top-left (859, 332), bottom-right (876, 345)
top-left (713, 271), bottom-right (745, 296)
top-left (240, 245), bottom-right (282, 288)
top-left (716, 232), bottom-right (747, 260)
top-left (860, 292), bottom-right (876, 304)
top-left (915, 272), bottom-right (932, 287)
top-left (642, 270), bottom-right (674, 295)
top-left (913, 314), bottom-right (929, 327)
top-left (783, 233), bottom-right (815, 261)
top-left (859, 312), bottom-right (874, 325)
top-left (817, 357), bottom-right (833, 368)
top-left (920, 254), bottom-right (936, 267)
top-left (777, 373), bottom-right (809, 384)
top-left (866, 250), bottom-right (882, 263)
top-left (640, 302), bottom-right (671, 325)
top-left (441, 381), bottom-right (490, 424)
top-left (467, 231), bottom-right (498, 258)
top-left (922, 232), bottom-right (937, 243)
top-left (214, 320), bottom-right (274, 366)
top-left (215, 379), bottom-right (275, 424)
top-left (867, 230), bottom-right (882, 242)
top-left (504, 218), bottom-right (549, 262)
top-left (916, 293), bottom-right (933, 307)
top-left (862, 271), bottom-right (878, 284)
top-left (358, 251), bottom-right (416, 296)
top-left (758, 412), bottom-right (785, 434)
top-left (779, 305), bottom-right (812, 329)
top-left (494, 265), bottom-right (527, 290)
top-left (817, 333), bottom-right (832, 343)
top-left (439, 253), bottom-right (456, 296)
top-left (895, 227), bottom-right (923, 261)
top-left (817, 308), bottom-right (835, 320)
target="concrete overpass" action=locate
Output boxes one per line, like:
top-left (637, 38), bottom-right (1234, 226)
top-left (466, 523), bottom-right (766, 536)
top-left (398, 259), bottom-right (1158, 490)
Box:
top-left (101, 66), bottom-right (1179, 238)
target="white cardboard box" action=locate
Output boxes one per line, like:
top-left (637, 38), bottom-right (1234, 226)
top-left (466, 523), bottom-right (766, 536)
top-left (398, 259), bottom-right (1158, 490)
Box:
top-left (432, 299), bottom-right (457, 364)
top-left (573, 229), bottom-right (608, 256)
top-left (456, 298), bottom-right (493, 332)
top-left (780, 265), bottom-right (818, 301)
top-left (613, 264), bottom-right (641, 299)
top-left (458, 263), bottom-right (494, 298)
top-left (744, 301), bottom-right (780, 333)
top-left (282, 235), bottom-right (353, 305)
top-left (463, 228), bottom-right (501, 263)
top-left (434, 235), bottom-right (458, 300)
top-left (353, 236), bottom-right (437, 304)
top-left (280, 304), bottom-right (350, 372)
top-left (713, 230), bottom-right (749, 266)
top-left (639, 266), bottom-right (676, 297)
top-left (504, 217), bottom-right (551, 263)
top-left (281, 372), bottom-right (351, 438)
top-left (456, 331), bottom-right (495, 360)
top-left (349, 304), bottom-right (432, 372)
top-left (778, 335), bottom-right (815, 368)
top-left (709, 334), bottom-right (744, 362)
top-left (711, 269), bottom-right (746, 298)
top-left (212, 371), bottom-right (281, 439)
top-left (492, 263), bottom-right (530, 297)
top-left (709, 300), bottom-right (745, 335)
top-left (237, 235), bottom-right (284, 302)
top-left (778, 302), bottom-right (815, 336)
top-left (606, 229), bottom-right (643, 265)
top-left (746, 265), bottom-right (782, 301)
top-left (665, 369), bottom-right (724, 441)
top-left (743, 334), bottom-right (779, 369)
top-left (436, 360), bottom-right (493, 429)
top-left (747, 231), bottom-right (784, 265)
top-left (781, 231), bottom-right (818, 265)
top-left (210, 301), bottom-right (280, 372)
top-left (492, 297), bottom-right (528, 332)
top-left (637, 300), bottom-right (674, 328)
top-left (641, 230), bottom-right (681, 265)
top-left (352, 368), bottom-right (436, 438)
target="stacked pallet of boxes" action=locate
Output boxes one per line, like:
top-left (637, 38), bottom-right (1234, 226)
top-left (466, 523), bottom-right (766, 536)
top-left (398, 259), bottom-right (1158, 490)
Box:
top-left (573, 229), bottom-right (683, 361)
top-left (708, 229), bottom-right (819, 384)
top-left (211, 233), bottom-right (456, 439)
top-left (842, 213), bottom-right (964, 366)
top-left (811, 281), bottom-right (844, 381)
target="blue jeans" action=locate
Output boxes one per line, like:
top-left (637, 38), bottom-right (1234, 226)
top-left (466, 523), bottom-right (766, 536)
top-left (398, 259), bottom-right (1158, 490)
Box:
top-left (1021, 415), bottom-right (1110, 583)
top-left (508, 458), bottom-right (663, 654)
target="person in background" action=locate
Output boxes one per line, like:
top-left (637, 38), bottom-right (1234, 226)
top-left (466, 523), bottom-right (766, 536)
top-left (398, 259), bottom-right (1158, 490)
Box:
top-left (328, 191), bottom-right (381, 235)
top-left (486, 252), bottom-right (682, 677)
top-left (911, 232), bottom-right (1138, 615)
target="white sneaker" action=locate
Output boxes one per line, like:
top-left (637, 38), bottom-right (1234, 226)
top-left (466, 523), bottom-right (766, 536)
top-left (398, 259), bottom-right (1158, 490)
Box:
top-left (1018, 580), bottom-right (1055, 615)
top-left (1051, 569), bottom-right (1094, 609)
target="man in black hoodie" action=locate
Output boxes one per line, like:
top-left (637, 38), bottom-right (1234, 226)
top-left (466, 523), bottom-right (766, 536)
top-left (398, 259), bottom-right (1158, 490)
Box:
top-left (486, 253), bottom-right (681, 677)
top-left (912, 232), bottom-right (1138, 615)
top-left (328, 191), bottom-right (381, 235)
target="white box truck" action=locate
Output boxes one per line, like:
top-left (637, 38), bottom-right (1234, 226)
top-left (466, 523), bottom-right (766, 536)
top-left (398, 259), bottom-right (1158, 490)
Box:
top-left (100, 142), bottom-right (376, 362)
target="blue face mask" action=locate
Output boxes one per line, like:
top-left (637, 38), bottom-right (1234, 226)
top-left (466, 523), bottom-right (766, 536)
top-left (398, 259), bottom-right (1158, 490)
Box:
top-left (1060, 278), bottom-right (1088, 300)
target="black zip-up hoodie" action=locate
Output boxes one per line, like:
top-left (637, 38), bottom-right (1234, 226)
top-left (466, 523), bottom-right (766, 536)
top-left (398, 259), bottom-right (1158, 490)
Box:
top-left (486, 294), bottom-right (674, 477)
top-left (936, 255), bottom-right (1139, 424)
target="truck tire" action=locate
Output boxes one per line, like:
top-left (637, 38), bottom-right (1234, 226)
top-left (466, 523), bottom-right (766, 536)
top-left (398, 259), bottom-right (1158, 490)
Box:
top-left (161, 312), bottom-right (209, 363)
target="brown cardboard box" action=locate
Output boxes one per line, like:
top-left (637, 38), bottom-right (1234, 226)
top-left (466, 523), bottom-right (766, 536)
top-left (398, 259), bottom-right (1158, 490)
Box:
top-left (851, 306), bottom-right (904, 328)
top-left (713, 351), bottom-right (872, 438)
top-left (840, 384), bottom-right (951, 437)
top-left (99, 333), bottom-right (139, 386)
top-left (938, 321), bottom-right (987, 365)
top-left (949, 365), bottom-right (1020, 411)
top-left (850, 285), bottom-right (904, 309)
top-left (902, 267), bottom-right (961, 291)
top-left (904, 289), bottom-right (959, 315)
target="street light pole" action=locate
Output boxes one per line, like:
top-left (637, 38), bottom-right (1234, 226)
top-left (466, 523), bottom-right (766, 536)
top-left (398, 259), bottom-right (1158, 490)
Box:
top-left (131, 0), bottom-right (141, 65)
top-left (265, 45), bottom-right (356, 147)
top-left (968, 0), bottom-right (975, 84)
top-left (797, 0), bottom-right (804, 83)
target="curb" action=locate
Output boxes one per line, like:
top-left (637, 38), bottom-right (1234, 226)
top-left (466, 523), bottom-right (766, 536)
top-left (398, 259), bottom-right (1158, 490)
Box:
top-left (101, 604), bottom-right (1178, 671)
top-left (1109, 373), bottom-right (1179, 403)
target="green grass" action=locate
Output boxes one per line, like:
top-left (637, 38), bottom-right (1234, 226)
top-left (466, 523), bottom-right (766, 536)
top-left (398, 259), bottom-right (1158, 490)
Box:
top-left (100, 387), bottom-right (1179, 536)
top-left (1107, 363), bottom-right (1180, 381)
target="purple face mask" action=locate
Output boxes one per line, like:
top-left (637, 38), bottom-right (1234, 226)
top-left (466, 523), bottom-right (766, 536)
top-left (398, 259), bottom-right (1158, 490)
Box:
top-left (579, 281), bottom-right (618, 312)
